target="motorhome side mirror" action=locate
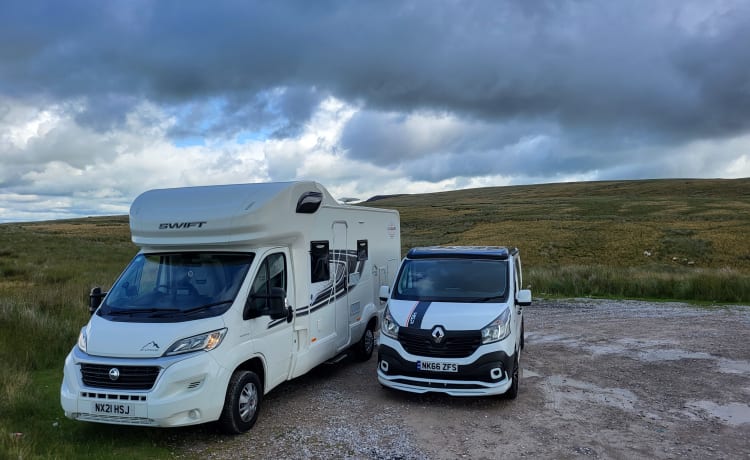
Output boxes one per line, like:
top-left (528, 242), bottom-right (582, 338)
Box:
top-left (89, 287), bottom-right (106, 315)
top-left (268, 287), bottom-right (288, 320)
top-left (516, 289), bottom-right (532, 307)
top-left (378, 285), bottom-right (390, 303)
top-left (244, 288), bottom-right (287, 320)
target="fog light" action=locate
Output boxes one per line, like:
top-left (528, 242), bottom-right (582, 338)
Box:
top-left (380, 360), bottom-right (389, 372)
top-left (189, 409), bottom-right (200, 419)
top-left (490, 368), bottom-right (502, 379)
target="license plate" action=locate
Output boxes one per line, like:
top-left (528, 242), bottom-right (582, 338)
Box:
top-left (91, 402), bottom-right (135, 416)
top-left (416, 360), bottom-right (458, 372)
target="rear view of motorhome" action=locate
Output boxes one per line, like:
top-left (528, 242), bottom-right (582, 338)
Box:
top-left (60, 181), bottom-right (401, 433)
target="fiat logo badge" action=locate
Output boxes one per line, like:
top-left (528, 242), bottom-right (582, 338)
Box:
top-left (108, 368), bottom-right (120, 381)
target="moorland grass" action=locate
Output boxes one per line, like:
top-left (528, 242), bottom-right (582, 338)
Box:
top-left (372, 178), bottom-right (750, 301)
top-left (0, 178), bottom-right (748, 458)
top-left (0, 217), bottom-right (160, 459)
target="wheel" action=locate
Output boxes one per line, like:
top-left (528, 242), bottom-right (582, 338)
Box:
top-left (353, 326), bottom-right (375, 361)
top-left (219, 370), bottom-right (262, 434)
top-left (503, 352), bottom-right (520, 400)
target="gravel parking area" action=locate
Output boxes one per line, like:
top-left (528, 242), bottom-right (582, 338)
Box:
top-left (173, 299), bottom-right (750, 459)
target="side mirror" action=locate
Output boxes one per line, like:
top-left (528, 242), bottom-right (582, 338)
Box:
top-left (516, 289), bottom-right (532, 307)
top-left (268, 287), bottom-right (288, 320)
top-left (378, 285), bottom-right (390, 303)
top-left (89, 287), bottom-right (106, 315)
top-left (243, 287), bottom-right (290, 321)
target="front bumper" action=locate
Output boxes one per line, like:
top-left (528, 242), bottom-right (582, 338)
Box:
top-left (60, 347), bottom-right (230, 427)
top-left (377, 342), bottom-right (515, 396)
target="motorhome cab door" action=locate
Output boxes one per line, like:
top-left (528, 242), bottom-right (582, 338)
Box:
top-left (244, 248), bottom-right (294, 390)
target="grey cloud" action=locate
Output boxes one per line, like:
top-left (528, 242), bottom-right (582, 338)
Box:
top-left (340, 109), bottom-right (620, 181)
top-left (1, 0), bottom-right (749, 144)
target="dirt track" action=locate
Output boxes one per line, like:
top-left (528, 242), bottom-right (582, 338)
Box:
top-left (174, 299), bottom-right (750, 459)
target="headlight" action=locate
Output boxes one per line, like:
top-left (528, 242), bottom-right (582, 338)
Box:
top-left (164, 328), bottom-right (227, 356)
top-left (77, 328), bottom-right (88, 353)
top-left (480, 307), bottom-right (511, 344)
top-left (381, 306), bottom-right (400, 339)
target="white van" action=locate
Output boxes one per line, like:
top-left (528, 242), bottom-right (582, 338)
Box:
top-left (60, 181), bottom-right (401, 433)
top-left (377, 246), bottom-right (530, 398)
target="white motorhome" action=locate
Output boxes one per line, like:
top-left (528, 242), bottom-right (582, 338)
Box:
top-left (60, 181), bottom-right (401, 433)
top-left (377, 246), bottom-right (530, 398)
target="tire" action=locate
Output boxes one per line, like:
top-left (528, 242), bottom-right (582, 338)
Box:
top-left (218, 370), bottom-right (262, 434)
top-left (353, 326), bottom-right (375, 361)
top-left (503, 352), bottom-right (520, 400)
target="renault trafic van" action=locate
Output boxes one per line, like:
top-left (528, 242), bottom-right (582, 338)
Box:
top-left (377, 246), bottom-right (530, 398)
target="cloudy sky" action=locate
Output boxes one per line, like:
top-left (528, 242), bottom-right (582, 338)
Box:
top-left (1, 0), bottom-right (749, 222)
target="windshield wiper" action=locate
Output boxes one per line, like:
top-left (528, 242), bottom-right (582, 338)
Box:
top-left (471, 295), bottom-right (506, 302)
top-left (105, 301), bottom-right (232, 318)
top-left (106, 307), bottom-right (181, 316)
top-left (181, 299), bottom-right (234, 315)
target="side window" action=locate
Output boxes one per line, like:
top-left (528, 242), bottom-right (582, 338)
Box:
top-left (109, 257), bottom-right (145, 301)
top-left (357, 240), bottom-right (368, 261)
top-left (514, 257), bottom-right (522, 293)
top-left (310, 241), bottom-right (330, 283)
top-left (249, 253), bottom-right (287, 315)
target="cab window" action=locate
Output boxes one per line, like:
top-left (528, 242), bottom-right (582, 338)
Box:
top-left (248, 253), bottom-right (287, 315)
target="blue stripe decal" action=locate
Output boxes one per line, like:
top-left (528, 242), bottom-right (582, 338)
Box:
top-left (407, 301), bottom-right (431, 329)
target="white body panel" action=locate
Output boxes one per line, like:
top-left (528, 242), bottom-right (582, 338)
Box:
top-left (61, 181), bottom-right (400, 428)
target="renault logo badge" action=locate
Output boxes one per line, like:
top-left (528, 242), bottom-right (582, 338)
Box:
top-left (109, 368), bottom-right (120, 381)
top-left (431, 326), bottom-right (445, 344)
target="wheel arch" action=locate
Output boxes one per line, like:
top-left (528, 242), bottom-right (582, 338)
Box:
top-left (233, 356), bottom-right (266, 394)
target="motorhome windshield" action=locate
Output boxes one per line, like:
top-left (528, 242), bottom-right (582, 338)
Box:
top-left (393, 258), bottom-right (508, 302)
top-left (100, 252), bottom-right (254, 322)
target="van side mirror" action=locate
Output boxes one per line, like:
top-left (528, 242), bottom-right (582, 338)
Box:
top-left (378, 285), bottom-right (390, 303)
top-left (89, 287), bottom-right (106, 315)
top-left (516, 289), bottom-right (532, 306)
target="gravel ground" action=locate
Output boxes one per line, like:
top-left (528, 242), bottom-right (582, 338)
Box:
top-left (171, 299), bottom-right (750, 459)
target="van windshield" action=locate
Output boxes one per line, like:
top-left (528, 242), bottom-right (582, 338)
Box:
top-left (99, 252), bottom-right (254, 322)
top-left (393, 258), bottom-right (508, 302)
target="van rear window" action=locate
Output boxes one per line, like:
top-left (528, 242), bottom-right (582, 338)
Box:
top-left (393, 258), bottom-right (508, 302)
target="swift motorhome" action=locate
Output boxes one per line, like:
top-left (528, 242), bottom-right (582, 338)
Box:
top-left (377, 246), bottom-right (530, 398)
top-left (60, 181), bottom-right (401, 433)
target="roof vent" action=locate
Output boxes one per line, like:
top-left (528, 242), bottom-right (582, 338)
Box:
top-left (296, 191), bottom-right (323, 213)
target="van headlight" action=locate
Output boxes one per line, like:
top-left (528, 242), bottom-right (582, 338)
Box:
top-left (480, 308), bottom-right (511, 344)
top-left (381, 306), bottom-right (400, 339)
top-left (77, 328), bottom-right (88, 353)
top-left (164, 328), bottom-right (227, 356)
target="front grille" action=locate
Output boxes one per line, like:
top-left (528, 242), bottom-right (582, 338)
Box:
top-left (80, 363), bottom-right (160, 390)
top-left (398, 328), bottom-right (481, 358)
top-left (74, 413), bottom-right (156, 426)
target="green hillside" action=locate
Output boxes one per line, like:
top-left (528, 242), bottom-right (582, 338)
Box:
top-left (369, 178), bottom-right (750, 271)
top-left (367, 178), bottom-right (750, 301)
